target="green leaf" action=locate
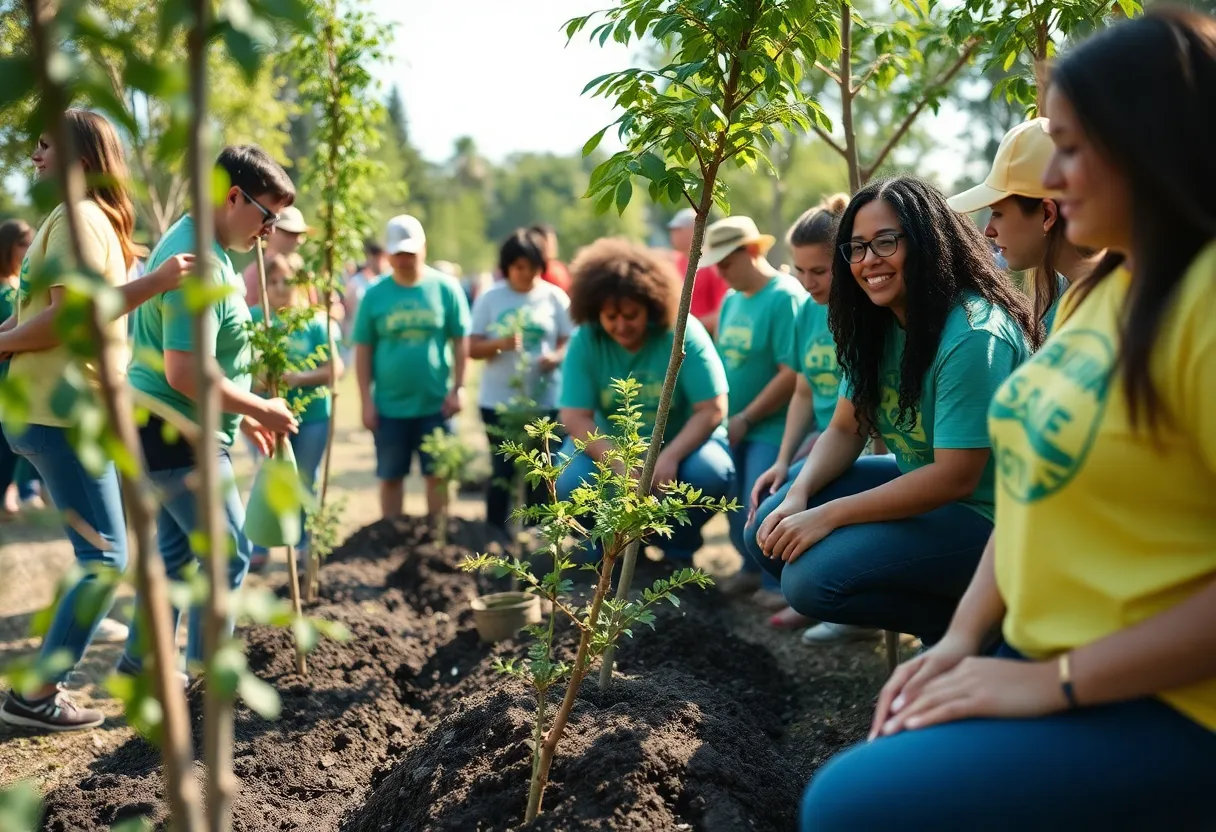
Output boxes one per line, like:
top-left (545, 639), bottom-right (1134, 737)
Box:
top-left (0, 780), bottom-right (41, 832)
top-left (209, 643), bottom-right (246, 697)
top-left (0, 56), bottom-right (37, 110)
top-left (614, 178), bottom-right (633, 215)
top-left (238, 671), bottom-right (282, 719)
top-left (293, 616), bottom-right (319, 653)
top-left (582, 126), bottom-right (609, 157)
top-left (110, 817), bottom-right (153, 832)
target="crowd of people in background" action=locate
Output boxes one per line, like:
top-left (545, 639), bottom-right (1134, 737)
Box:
top-left (0, 7), bottom-right (1213, 829)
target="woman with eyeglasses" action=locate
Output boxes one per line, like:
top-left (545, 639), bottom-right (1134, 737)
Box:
top-left (746, 176), bottom-right (1037, 648)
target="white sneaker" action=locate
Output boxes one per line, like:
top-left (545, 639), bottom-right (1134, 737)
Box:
top-left (801, 622), bottom-right (880, 644)
top-left (93, 618), bottom-right (130, 644)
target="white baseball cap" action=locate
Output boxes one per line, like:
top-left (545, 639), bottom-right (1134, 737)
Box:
top-left (275, 206), bottom-right (308, 235)
top-left (667, 207), bottom-right (697, 230)
top-left (385, 214), bottom-right (426, 255)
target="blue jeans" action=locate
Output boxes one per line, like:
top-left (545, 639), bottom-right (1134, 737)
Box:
top-left (5, 424), bottom-right (128, 684)
top-left (745, 455), bottom-right (992, 642)
top-left (120, 450), bottom-right (251, 673)
top-left (0, 425), bottom-right (40, 500)
top-left (374, 413), bottom-right (449, 480)
top-left (802, 648), bottom-right (1216, 831)
top-left (555, 435), bottom-right (736, 560)
top-left (252, 419), bottom-right (329, 556)
top-left (730, 438), bottom-right (781, 590)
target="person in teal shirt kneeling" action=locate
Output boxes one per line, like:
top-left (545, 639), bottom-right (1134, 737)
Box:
top-left (699, 216), bottom-right (806, 607)
top-left (556, 238), bottom-right (735, 561)
top-left (248, 253), bottom-right (344, 571)
top-left (747, 177), bottom-right (1037, 646)
top-left (354, 214), bottom-right (470, 522)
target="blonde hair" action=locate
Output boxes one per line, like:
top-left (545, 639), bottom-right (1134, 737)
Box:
top-left (265, 253), bottom-right (308, 307)
top-left (64, 109), bottom-right (146, 270)
top-left (787, 192), bottom-right (850, 248)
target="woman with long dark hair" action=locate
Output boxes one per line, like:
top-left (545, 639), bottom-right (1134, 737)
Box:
top-left (0, 219), bottom-right (43, 517)
top-left (0, 110), bottom-right (195, 732)
top-left (948, 117), bottom-right (1102, 333)
top-left (801, 10), bottom-right (1216, 829)
top-left (747, 176), bottom-right (1035, 647)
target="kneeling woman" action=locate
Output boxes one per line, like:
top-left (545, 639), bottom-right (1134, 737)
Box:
top-left (748, 176), bottom-right (1036, 645)
top-left (557, 238), bottom-right (735, 559)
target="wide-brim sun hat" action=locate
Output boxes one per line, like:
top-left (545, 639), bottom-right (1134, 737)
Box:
top-left (697, 216), bottom-right (776, 268)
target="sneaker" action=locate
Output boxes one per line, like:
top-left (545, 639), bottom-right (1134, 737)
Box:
top-left (93, 618), bottom-right (130, 644)
top-left (718, 571), bottom-right (762, 597)
top-left (768, 605), bottom-right (814, 629)
top-left (801, 622), bottom-right (881, 644)
top-left (114, 656), bottom-right (190, 691)
top-left (0, 687), bottom-right (104, 732)
top-left (751, 589), bottom-right (789, 612)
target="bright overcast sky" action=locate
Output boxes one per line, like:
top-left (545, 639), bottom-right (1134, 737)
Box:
top-left (372, 0), bottom-right (634, 163)
top-left (372, 0), bottom-right (973, 185)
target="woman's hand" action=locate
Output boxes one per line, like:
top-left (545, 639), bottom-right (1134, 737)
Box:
top-left (750, 461), bottom-right (789, 514)
top-left (763, 504), bottom-right (838, 563)
top-left (727, 414), bottom-right (750, 447)
top-left (877, 656), bottom-right (1067, 737)
top-left (257, 396), bottom-right (299, 435)
top-left (240, 415), bottom-right (274, 456)
top-left (148, 253), bottom-right (196, 292)
top-left (652, 448), bottom-right (681, 491)
top-left (499, 333), bottom-right (523, 354)
top-left (869, 633), bottom-right (979, 740)
top-left (755, 492), bottom-right (805, 552)
top-left (537, 351), bottom-right (561, 373)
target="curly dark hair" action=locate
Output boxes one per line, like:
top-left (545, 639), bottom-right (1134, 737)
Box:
top-left (568, 238), bottom-right (680, 329)
top-left (830, 176), bottom-right (1039, 434)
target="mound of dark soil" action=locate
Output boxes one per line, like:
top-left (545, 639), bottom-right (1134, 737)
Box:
top-left (39, 515), bottom-right (882, 832)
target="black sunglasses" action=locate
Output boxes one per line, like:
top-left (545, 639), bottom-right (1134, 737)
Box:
top-left (237, 186), bottom-right (280, 230)
top-left (840, 232), bottom-right (904, 264)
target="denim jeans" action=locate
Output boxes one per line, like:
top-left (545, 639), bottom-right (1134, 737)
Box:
top-left (555, 435), bottom-right (736, 560)
top-left (120, 449), bottom-right (251, 673)
top-left (5, 424), bottom-right (128, 684)
top-left (251, 418), bottom-right (330, 556)
top-left (802, 647), bottom-right (1216, 831)
top-left (0, 424), bottom-right (40, 500)
top-left (730, 438), bottom-right (782, 590)
top-left (480, 408), bottom-right (559, 533)
top-left (745, 454), bottom-right (992, 643)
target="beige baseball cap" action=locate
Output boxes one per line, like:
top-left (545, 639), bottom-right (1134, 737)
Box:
top-left (697, 216), bottom-right (776, 268)
top-left (947, 118), bottom-right (1057, 214)
top-left (276, 206), bottom-right (308, 234)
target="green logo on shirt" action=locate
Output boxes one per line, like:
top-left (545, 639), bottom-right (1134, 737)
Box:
top-left (803, 333), bottom-right (840, 399)
top-left (989, 328), bottom-right (1114, 503)
top-left (384, 304), bottom-right (439, 342)
top-left (878, 372), bottom-right (931, 464)
top-left (718, 323), bottom-right (753, 370)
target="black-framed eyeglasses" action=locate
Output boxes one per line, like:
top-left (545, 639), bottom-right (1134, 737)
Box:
top-left (840, 233), bottom-right (904, 264)
top-left (237, 186), bottom-right (280, 230)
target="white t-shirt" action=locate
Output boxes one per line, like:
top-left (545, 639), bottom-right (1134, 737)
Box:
top-left (470, 280), bottom-right (573, 409)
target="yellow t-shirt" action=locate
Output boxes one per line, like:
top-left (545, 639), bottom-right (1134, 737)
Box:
top-left (989, 248), bottom-right (1216, 729)
top-left (7, 201), bottom-right (130, 428)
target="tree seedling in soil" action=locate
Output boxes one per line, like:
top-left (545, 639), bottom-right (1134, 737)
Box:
top-left (462, 378), bottom-right (736, 823)
top-left (419, 427), bottom-right (475, 548)
top-left (304, 495), bottom-right (347, 602)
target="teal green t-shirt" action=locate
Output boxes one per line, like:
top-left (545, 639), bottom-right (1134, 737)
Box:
top-left (797, 300), bottom-right (841, 431)
top-left (0, 283), bottom-right (15, 376)
top-left (352, 267), bottom-right (471, 419)
top-left (128, 215), bottom-right (252, 446)
top-left (1041, 273), bottom-right (1072, 336)
top-left (843, 295), bottom-right (1031, 520)
top-left (716, 273), bottom-right (806, 445)
top-left (250, 306), bottom-right (337, 424)
top-left (559, 317), bottom-right (727, 441)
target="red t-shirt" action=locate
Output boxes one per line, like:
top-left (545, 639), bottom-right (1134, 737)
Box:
top-left (673, 252), bottom-right (730, 319)
top-left (541, 259), bottom-right (572, 294)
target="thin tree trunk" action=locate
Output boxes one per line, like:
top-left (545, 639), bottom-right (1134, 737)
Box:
top-left (187, 2), bottom-right (235, 829)
top-left (255, 241), bottom-right (307, 675)
top-left (25, 2), bottom-right (203, 829)
top-left (839, 1), bottom-right (861, 193)
top-left (599, 31), bottom-right (750, 689)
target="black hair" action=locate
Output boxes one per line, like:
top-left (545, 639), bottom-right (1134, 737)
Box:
top-left (498, 228), bottom-right (547, 276)
top-left (216, 145), bottom-right (295, 206)
top-left (0, 219), bottom-right (32, 276)
top-left (1053, 8), bottom-right (1216, 430)
top-left (788, 192), bottom-right (849, 248)
top-left (530, 223), bottom-right (556, 239)
top-left (830, 176), bottom-right (1038, 434)
top-left (364, 238), bottom-right (384, 258)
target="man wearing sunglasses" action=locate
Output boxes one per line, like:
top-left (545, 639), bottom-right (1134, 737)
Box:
top-left (120, 145), bottom-right (300, 680)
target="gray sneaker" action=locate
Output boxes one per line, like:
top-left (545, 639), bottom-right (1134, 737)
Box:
top-left (801, 622), bottom-right (881, 644)
top-left (93, 617), bottom-right (130, 644)
top-left (0, 687), bottom-right (104, 732)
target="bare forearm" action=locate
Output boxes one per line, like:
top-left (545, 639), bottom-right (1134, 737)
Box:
top-left (778, 382), bottom-right (815, 466)
top-left (562, 411), bottom-right (612, 461)
top-left (355, 345), bottom-right (373, 401)
top-left (288, 362), bottom-right (333, 388)
top-left (662, 408), bottom-right (719, 462)
top-left (1071, 578), bottom-right (1216, 706)
top-left (741, 368), bottom-right (797, 424)
top-left (944, 532), bottom-right (1005, 649)
top-left (0, 307), bottom-right (61, 353)
top-left (0, 314), bottom-right (14, 333)
top-left (824, 456), bottom-right (984, 527)
top-left (468, 336), bottom-right (503, 359)
top-left (788, 425), bottom-right (866, 500)
top-left (451, 337), bottom-right (467, 389)
top-left (170, 372), bottom-right (269, 418)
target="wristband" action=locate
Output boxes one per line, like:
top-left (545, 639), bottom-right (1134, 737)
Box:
top-left (1058, 653), bottom-right (1079, 709)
